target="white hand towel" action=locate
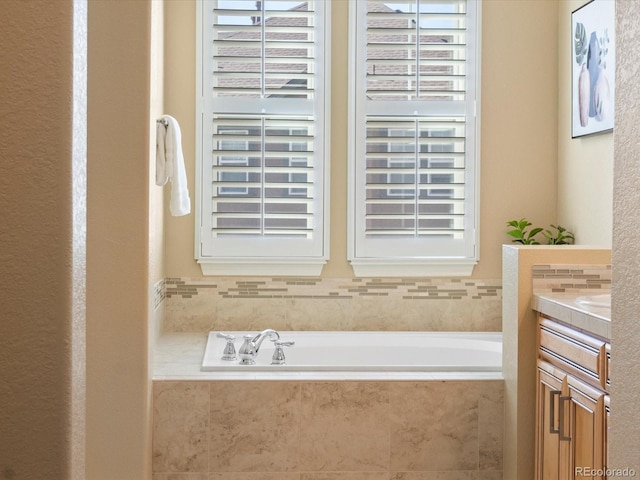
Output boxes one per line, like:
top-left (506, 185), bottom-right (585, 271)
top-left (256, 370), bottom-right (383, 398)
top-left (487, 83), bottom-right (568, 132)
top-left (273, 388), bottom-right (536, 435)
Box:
top-left (155, 121), bottom-right (169, 186)
top-left (156, 115), bottom-right (191, 216)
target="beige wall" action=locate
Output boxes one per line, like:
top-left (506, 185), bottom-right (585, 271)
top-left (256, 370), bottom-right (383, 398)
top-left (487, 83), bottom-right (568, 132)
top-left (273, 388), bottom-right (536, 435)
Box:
top-left (150, 0), bottom-right (166, 340)
top-left (71, 2), bottom-right (88, 476)
top-left (86, 1), bottom-right (154, 478)
top-left (557, 0), bottom-right (613, 246)
top-left (0, 0), bottom-right (76, 476)
top-left (164, 0), bottom-right (560, 280)
top-left (0, 1), bottom-right (81, 478)
top-left (150, 0), bottom-right (165, 277)
top-left (480, 0), bottom-right (559, 271)
top-left (163, 0), bottom-right (198, 280)
top-left (611, 0), bottom-right (640, 471)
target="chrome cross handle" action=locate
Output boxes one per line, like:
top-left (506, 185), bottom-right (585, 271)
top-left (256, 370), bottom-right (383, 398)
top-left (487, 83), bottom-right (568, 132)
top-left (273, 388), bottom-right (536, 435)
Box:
top-left (216, 332), bottom-right (237, 361)
top-left (271, 340), bottom-right (295, 365)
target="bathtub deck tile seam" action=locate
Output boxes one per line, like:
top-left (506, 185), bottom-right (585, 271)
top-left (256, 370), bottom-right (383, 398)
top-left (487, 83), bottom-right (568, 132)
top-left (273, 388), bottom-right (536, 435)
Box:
top-left (402, 295), bottom-right (459, 300)
top-left (229, 287), bottom-right (289, 292)
top-left (359, 284), bottom-right (400, 289)
top-left (309, 295), bottom-right (353, 299)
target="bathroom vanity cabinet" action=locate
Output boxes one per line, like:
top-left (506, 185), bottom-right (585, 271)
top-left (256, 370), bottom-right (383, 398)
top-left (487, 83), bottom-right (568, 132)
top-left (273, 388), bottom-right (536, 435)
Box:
top-left (532, 295), bottom-right (611, 480)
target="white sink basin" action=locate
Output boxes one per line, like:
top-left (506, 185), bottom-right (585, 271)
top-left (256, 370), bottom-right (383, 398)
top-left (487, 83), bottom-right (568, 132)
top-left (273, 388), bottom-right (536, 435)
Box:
top-left (576, 293), bottom-right (611, 308)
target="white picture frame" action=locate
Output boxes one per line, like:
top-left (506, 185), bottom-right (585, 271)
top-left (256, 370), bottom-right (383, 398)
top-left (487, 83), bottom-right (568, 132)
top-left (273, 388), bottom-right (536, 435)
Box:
top-left (571, 0), bottom-right (615, 138)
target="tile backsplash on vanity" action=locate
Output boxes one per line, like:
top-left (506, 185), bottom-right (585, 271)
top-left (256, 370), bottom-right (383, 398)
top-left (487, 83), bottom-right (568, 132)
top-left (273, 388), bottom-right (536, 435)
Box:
top-left (158, 277), bottom-right (503, 333)
top-left (532, 263), bottom-right (612, 340)
top-left (532, 264), bottom-right (611, 292)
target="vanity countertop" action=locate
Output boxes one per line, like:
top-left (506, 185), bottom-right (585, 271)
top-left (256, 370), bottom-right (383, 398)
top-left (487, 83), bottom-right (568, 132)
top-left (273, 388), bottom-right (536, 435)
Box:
top-left (532, 292), bottom-right (611, 341)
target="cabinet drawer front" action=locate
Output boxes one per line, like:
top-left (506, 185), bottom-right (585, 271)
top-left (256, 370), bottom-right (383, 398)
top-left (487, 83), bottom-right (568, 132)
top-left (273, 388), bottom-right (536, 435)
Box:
top-left (539, 317), bottom-right (607, 389)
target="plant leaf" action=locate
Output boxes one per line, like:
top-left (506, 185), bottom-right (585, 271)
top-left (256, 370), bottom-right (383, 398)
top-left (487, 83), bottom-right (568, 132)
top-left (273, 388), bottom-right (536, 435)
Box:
top-left (518, 219), bottom-right (531, 230)
top-left (528, 227), bottom-right (544, 238)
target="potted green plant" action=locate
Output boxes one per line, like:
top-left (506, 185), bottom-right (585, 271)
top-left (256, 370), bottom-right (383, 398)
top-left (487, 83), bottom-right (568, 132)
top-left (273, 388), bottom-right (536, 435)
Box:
top-left (506, 218), bottom-right (544, 245)
top-left (542, 224), bottom-right (575, 245)
top-left (506, 219), bottom-right (575, 245)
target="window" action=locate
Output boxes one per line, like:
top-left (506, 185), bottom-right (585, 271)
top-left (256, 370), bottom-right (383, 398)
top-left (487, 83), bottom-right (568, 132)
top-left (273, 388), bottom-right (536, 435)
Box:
top-left (195, 0), bottom-right (478, 277)
top-left (196, 0), bottom-right (330, 275)
top-left (348, 0), bottom-right (480, 276)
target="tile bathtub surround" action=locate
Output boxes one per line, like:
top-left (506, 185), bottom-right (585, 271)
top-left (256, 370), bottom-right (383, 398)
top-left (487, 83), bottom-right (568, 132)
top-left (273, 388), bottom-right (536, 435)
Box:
top-left (532, 264), bottom-right (611, 292)
top-left (152, 383), bottom-right (209, 473)
top-left (152, 380), bottom-right (504, 479)
top-left (152, 473), bottom-right (503, 480)
top-left (161, 277), bottom-right (503, 333)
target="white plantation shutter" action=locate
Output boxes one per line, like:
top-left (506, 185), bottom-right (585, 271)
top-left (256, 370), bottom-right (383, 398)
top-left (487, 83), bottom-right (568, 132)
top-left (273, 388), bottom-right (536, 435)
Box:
top-left (196, 0), bottom-right (329, 275)
top-left (349, 0), bottom-right (479, 276)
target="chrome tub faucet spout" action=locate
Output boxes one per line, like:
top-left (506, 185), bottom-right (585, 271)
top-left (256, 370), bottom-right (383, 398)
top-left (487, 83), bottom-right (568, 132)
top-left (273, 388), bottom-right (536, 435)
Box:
top-left (238, 329), bottom-right (280, 365)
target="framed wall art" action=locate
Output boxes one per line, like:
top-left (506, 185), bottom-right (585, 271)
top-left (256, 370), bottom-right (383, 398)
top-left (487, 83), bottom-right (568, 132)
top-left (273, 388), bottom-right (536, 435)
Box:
top-left (571, 0), bottom-right (615, 138)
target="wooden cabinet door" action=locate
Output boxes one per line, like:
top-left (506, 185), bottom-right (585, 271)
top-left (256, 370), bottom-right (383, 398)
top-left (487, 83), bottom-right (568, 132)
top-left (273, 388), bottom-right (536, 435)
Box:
top-left (536, 317), bottom-right (609, 480)
top-left (536, 360), bottom-right (607, 480)
top-left (536, 361), bottom-right (565, 480)
top-left (566, 375), bottom-right (606, 480)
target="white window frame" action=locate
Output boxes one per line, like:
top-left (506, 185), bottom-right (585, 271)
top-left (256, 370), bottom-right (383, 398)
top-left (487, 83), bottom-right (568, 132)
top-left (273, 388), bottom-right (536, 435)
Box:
top-left (347, 0), bottom-right (481, 277)
top-left (195, 0), bottom-right (331, 276)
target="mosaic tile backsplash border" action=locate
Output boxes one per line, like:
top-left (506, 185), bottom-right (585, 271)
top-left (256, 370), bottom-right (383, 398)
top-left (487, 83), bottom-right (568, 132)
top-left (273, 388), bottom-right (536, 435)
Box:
top-left (160, 277), bottom-right (503, 333)
top-left (532, 264), bottom-right (612, 292)
top-left (165, 277), bottom-right (501, 300)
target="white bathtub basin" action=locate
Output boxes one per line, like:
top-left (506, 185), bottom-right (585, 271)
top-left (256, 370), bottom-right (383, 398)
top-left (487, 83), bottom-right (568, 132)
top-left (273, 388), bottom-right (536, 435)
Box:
top-left (576, 293), bottom-right (611, 308)
top-left (202, 331), bottom-right (502, 373)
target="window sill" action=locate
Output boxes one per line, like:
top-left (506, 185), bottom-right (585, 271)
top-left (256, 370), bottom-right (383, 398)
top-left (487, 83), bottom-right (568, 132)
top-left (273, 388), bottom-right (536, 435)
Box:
top-left (349, 258), bottom-right (477, 277)
top-left (197, 258), bottom-right (327, 276)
